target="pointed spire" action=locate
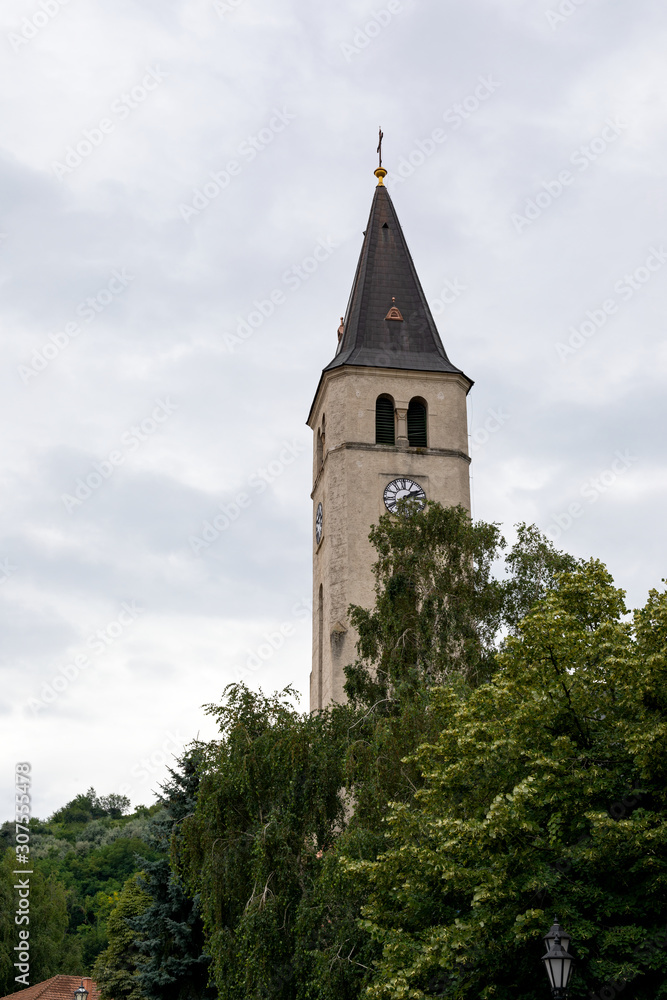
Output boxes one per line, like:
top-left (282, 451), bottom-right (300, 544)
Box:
top-left (325, 180), bottom-right (469, 379)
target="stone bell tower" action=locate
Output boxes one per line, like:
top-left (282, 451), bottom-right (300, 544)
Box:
top-left (307, 162), bottom-right (473, 710)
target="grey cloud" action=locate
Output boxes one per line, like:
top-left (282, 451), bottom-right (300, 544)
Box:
top-left (1, 0), bottom-right (666, 818)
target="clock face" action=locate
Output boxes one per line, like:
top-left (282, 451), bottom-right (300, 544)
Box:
top-left (315, 502), bottom-right (323, 544)
top-left (383, 478), bottom-right (426, 514)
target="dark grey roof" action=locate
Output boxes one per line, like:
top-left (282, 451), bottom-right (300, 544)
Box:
top-left (322, 182), bottom-right (471, 380)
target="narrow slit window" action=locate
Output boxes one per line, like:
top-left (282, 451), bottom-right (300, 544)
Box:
top-left (318, 585), bottom-right (324, 711)
top-left (376, 396), bottom-right (395, 444)
top-left (407, 399), bottom-right (427, 447)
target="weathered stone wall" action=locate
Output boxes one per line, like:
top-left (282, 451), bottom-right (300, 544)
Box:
top-left (308, 366), bottom-right (471, 710)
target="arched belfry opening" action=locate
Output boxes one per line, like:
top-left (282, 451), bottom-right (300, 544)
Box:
top-left (407, 398), bottom-right (427, 447)
top-left (375, 395), bottom-right (395, 444)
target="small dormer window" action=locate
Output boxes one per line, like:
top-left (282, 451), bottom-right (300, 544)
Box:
top-left (385, 296), bottom-right (404, 322)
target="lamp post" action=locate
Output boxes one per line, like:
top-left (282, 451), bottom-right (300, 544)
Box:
top-left (541, 918), bottom-right (575, 999)
top-left (73, 981), bottom-right (89, 1000)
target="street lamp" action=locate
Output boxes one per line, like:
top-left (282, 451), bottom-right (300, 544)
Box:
top-left (73, 981), bottom-right (89, 1000)
top-left (542, 918), bottom-right (575, 999)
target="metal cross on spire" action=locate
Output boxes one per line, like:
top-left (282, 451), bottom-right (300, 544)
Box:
top-left (374, 127), bottom-right (387, 185)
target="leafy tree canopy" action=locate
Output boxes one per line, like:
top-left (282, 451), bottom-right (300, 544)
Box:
top-left (350, 562), bottom-right (667, 1000)
top-left (0, 794), bottom-right (162, 979)
top-left (93, 871), bottom-right (151, 1000)
top-left (50, 788), bottom-right (132, 826)
top-left (345, 506), bottom-right (581, 707)
top-left (91, 752), bottom-right (215, 1000)
top-left (0, 850), bottom-right (80, 995)
top-left (8, 506), bottom-right (662, 1000)
top-left (133, 752), bottom-right (216, 1000)
top-left (175, 685), bottom-right (354, 1000)
top-left (176, 507), bottom-right (666, 1000)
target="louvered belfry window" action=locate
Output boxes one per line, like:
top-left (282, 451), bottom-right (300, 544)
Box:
top-left (408, 399), bottom-right (427, 447)
top-left (375, 396), bottom-right (395, 444)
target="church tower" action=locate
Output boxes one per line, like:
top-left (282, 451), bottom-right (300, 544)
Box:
top-left (307, 163), bottom-right (473, 709)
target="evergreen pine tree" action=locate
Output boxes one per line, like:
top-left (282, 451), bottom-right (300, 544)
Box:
top-left (133, 750), bottom-right (215, 1000)
top-left (93, 873), bottom-right (150, 1000)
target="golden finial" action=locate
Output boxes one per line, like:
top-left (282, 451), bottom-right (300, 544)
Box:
top-left (375, 126), bottom-right (387, 185)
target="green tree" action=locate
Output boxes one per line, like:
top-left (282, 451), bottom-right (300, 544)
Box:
top-left (93, 872), bottom-right (151, 1000)
top-left (132, 755), bottom-right (215, 1000)
top-left (345, 503), bottom-right (505, 706)
top-left (133, 858), bottom-right (214, 1000)
top-left (341, 511), bottom-right (581, 835)
top-left (175, 510), bottom-right (594, 1000)
top-left (176, 685), bottom-right (352, 1000)
top-left (0, 851), bottom-right (15, 992)
top-left (502, 521), bottom-right (583, 631)
top-left (349, 562), bottom-right (667, 1000)
top-left (50, 788), bottom-right (131, 826)
top-left (53, 832), bottom-right (162, 970)
top-left (345, 511), bottom-right (584, 711)
top-left (0, 850), bottom-right (81, 994)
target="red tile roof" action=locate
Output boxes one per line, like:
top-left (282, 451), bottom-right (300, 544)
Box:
top-left (0, 976), bottom-right (101, 1000)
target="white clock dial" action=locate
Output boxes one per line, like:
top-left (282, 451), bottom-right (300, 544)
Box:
top-left (383, 478), bottom-right (426, 514)
top-left (315, 502), bottom-right (323, 544)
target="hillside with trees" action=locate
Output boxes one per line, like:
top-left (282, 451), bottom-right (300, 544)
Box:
top-left (0, 789), bottom-right (163, 993)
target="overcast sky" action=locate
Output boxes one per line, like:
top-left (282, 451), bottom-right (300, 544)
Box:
top-left (1, 0), bottom-right (666, 821)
